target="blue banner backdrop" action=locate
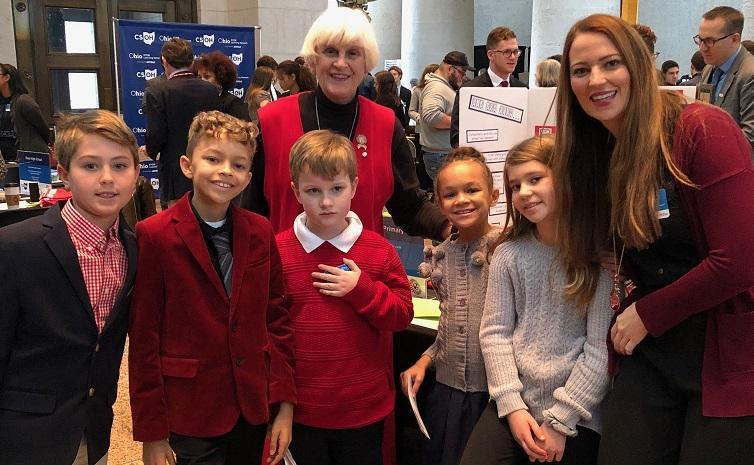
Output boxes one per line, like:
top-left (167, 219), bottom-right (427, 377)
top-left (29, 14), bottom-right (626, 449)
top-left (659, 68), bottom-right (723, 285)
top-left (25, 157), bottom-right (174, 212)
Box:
top-left (116, 20), bottom-right (255, 145)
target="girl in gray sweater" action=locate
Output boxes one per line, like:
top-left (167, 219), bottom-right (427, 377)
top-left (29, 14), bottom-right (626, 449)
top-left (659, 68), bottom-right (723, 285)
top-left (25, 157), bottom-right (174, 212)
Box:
top-left (460, 135), bottom-right (612, 465)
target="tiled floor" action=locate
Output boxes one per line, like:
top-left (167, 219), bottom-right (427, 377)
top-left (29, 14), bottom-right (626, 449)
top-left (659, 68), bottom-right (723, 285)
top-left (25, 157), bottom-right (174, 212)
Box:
top-left (110, 339), bottom-right (143, 465)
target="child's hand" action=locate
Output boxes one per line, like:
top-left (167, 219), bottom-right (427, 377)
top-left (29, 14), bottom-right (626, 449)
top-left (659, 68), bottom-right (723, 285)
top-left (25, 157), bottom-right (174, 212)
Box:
top-left (312, 258), bottom-right (361, 297)
top-left (142, 440), bottom-right (176, 465)
top-left (506, 410), bottom-right (547, 462)
top-left (400, 355), bottom-right (432, 396)
top-left (268, 402), bottom-right (294, 465)
top-left (538, 422), bottom-right (566, 462)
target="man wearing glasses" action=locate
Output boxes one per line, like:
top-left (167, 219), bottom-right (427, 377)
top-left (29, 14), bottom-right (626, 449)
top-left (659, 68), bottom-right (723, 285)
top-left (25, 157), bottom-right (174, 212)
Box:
top-left (450, 27), bottom-right (527, 148)
top-left (697, 6), bottom-right (754, 157)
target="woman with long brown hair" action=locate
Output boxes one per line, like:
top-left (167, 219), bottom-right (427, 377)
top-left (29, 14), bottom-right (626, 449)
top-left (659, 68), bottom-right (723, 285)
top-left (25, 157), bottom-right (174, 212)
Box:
top-left (553, 14), bottom-right (754, 464)
top-left (374, 70), bottom-right (408, 128)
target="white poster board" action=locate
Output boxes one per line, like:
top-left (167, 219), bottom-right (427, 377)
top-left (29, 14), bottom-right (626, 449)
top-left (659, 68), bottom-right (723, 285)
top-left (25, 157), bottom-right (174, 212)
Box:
top-left (659, 85), bottom-right (697, 103)
top-left (458, 86), bottom-right (558, 225)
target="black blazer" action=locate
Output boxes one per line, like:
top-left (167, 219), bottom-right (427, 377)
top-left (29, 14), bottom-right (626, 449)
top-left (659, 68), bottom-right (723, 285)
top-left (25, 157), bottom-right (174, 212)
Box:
top-left (144, 75), bottom-right (220, 198)
top-left (0, 203), bottom-right (137, 465)
top-left (450, 72), bottom-right (528, 147)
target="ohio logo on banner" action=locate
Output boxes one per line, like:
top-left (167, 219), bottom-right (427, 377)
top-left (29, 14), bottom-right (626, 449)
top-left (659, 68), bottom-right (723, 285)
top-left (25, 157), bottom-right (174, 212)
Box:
top-left (116, 20), bottom-right (255, 145)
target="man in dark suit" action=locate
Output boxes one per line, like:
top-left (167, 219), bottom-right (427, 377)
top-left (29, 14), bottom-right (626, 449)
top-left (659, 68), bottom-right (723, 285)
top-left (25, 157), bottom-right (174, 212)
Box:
top-left (389, 65), bottom-right (412, 125)
top-left (697, 6), bottom-right (754, 157)
top-left (144, 37), bottom-right (220, 204)
top-left (450, 27), bottom-right (528, 147)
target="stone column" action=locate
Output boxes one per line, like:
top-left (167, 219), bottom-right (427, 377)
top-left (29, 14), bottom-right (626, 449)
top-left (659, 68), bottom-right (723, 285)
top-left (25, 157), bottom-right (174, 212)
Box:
top-left (198, 0), bottom-right (329, 62)
top-left (529, 0), bottom-right (620, 86)
top-left (744, 0), bottom-right (754, 41)
top-left (401, 0), bottom-right (474, 86)
top-left (366, 0), bottom-right (402, 74)
top-left (1, 0), bottom-right (17, 65)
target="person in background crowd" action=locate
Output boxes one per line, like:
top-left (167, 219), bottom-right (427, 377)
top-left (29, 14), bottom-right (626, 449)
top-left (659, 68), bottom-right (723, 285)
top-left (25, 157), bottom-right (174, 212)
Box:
top-left (680, 51), bottom-right (705, 85)
top-left (375, 70), bottom-right (408, 129)
top-left (256, 55), bottom-right (283, 102)
top-left (0, 63), bottom-right (50, 161)
top-left (421, 51), bottom-right (472, 179)
top-left (451, 27), bottom-right (527, 148)
top-left (661, 59), bottom-right (680, 85)
top-left (144, 37), bottom-right (220, 205)
top-left (276, 60), bottom-right (317, 97)
top-left (547, 54), bottom-right (562, 62)
top-left (535, 58), bottom-right (561, 87)
top-left (388, 65), bottom-right (412, 124)
top-left (408, 63), bottom-right (439, 190)
top-left (245, 66), bottom-right (274, 122)
top-left (697, 6), bottom-right (754, 156)
top-left (358, 72), bottom-right (377, 100)
top-left (743, 39), bottom-right (754, 55)
top-left (632, 24), bottom-right (664, 84)
top-left (194, 50), bottom-right (251, 121)
top-left (553, 13), bottom-right (754, 464)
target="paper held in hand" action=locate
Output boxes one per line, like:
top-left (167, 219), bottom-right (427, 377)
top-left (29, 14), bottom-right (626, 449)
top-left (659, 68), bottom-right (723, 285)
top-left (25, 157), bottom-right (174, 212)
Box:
top-left (284, 449), bottom-right (297, 465)
top-left (407, 375), bottom-right (430, 439)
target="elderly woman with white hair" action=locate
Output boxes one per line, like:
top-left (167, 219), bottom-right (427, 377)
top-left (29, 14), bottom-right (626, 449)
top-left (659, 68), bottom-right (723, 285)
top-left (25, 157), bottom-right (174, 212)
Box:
top-left (241, 7), bottom-right (448, 241)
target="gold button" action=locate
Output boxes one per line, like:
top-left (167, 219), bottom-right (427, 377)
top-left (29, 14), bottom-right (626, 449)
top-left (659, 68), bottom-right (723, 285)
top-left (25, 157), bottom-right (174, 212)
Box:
top-left (88, 387), bottom-right (95, 397)
top-left (94, 344), bottom-right (100, 353)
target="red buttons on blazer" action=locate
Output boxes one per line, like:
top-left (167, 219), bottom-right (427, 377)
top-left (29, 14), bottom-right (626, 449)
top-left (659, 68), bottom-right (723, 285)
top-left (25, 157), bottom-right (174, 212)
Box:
top-left (235, 357), bottom-right (244, 367)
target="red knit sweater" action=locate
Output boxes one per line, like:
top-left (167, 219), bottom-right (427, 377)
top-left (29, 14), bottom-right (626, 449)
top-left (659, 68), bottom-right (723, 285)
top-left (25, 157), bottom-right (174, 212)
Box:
top-left (276, 227), bottom-right (413, 428)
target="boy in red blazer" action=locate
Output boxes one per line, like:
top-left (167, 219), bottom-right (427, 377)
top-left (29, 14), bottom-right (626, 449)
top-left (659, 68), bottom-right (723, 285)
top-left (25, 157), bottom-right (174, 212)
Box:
top-left (129, 111), bottom-right (296, 465)
top-left (275, 130), bottom-right (413, 465)
top-left (0, 110), bottom-right (141, 465)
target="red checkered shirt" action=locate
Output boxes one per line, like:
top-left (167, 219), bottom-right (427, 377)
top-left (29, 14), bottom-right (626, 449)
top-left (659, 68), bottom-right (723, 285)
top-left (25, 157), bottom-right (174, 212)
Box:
top-left (61, 201), bottom-right (128, 332)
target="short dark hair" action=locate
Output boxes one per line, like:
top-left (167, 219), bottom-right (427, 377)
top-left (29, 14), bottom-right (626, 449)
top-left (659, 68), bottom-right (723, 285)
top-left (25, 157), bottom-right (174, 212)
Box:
top-left (547, 54), bottom-right (562, 63)
top-left (742, 40), bottom-right (754, 55)
top-left (256, 55), bottom-right (278, 70)
top-left (486, 27), bottom-right (516, 49)
top-left (161, 37), bottom-right (194, 68)
top-left (632, 24), bottom-right (656, 53)
top-left (703, 6), bottom-right (744, 35)
top-left (661, 60), bottom-right (679, 74)
top-left (388, 65), bottom-right (403, 77)
top-left (193, 51), bottom-right (237, 92)
top-left (690, 51), bottom-right (705, 72)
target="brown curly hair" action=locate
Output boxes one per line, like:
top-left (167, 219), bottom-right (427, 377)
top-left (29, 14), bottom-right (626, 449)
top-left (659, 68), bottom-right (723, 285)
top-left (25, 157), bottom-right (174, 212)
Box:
top-left (192, 51), bottom-right (238, 92)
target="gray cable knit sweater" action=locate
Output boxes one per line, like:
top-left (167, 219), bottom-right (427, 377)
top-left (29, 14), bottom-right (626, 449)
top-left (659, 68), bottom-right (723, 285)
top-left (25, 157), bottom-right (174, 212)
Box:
top-left (481, 233), bottom-right (612, 435)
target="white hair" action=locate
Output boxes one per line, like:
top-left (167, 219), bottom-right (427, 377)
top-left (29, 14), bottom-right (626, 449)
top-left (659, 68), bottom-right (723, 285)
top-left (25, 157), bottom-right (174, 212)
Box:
top-left (300, 7), bottom-right (379, 72)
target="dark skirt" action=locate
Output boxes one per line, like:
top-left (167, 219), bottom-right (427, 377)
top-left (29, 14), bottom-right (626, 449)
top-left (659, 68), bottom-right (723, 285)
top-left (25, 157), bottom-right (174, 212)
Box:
top-left (421, 381), bottom-right (489, 465)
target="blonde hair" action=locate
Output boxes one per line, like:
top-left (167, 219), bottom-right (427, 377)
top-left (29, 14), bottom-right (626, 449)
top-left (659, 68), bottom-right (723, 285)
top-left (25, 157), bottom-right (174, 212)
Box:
top-left (553, 14), bottom-right (691, 305)
top-left (289, 130), bottom-right (357, 186)
top-left (55, 110), bottom-right (138, 171)
top-left (186, 111), bottom-right (258, 161)
top-left (535, 59), bottom-right (560, 87)
top-left (300, 7), bottom-right (379, 72)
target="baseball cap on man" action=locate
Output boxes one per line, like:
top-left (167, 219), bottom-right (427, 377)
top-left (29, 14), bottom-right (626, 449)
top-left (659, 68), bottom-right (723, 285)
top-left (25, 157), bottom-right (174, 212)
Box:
top-left (443, 51), bottom-right (476, 72)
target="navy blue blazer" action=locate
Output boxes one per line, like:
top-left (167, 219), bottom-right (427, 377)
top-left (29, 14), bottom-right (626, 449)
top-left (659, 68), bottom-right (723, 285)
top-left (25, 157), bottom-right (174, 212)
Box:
top-left (0, 203), bottom-right (137, 465)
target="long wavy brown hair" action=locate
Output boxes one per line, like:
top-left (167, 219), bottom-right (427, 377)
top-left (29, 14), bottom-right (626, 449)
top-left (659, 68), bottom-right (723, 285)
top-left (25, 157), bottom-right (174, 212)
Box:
top-left (552, 14), bottom-right (692, 305)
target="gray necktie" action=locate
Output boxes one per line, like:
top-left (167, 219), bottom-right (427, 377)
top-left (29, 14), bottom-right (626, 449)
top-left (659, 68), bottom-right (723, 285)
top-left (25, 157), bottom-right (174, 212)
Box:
top-left (211, 231), bottom-right (233, 295)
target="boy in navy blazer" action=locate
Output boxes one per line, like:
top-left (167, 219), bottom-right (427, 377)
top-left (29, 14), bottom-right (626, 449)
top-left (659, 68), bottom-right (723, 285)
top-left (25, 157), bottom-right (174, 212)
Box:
top-left (0, 110), bottom-right (141, 465)
top-left (129, 111), bottom-right (296, 465)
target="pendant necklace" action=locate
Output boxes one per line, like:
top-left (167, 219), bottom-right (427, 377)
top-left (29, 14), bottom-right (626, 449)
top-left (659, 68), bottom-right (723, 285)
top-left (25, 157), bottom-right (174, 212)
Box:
top-left (314, 95), bottom-right (359, 141)
top-left (611, 235), bottom-right (626, 311)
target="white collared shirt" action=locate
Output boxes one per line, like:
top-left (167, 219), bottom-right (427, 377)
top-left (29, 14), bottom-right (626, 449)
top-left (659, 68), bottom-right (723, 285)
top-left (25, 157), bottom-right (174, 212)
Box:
top-left (293, 211), bottom-right (364, 253)
top-left (487, 67), bottom-right (511, 87)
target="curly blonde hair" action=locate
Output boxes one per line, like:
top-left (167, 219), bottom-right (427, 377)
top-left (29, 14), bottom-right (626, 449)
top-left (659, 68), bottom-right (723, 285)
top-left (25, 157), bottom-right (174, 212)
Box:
top-left (186, 111), bottom-right (259, 160)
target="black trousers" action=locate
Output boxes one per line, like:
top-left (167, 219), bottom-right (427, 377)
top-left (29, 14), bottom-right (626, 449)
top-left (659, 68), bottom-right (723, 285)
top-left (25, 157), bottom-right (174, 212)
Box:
top-left (459, 401), bottom-right (600, 465)
top-left (169, 417), bottom-right (267, 465)
top-left (598, 313), bottom-right (754, 465)
top-left (289, 420), bottom-right (384, 465)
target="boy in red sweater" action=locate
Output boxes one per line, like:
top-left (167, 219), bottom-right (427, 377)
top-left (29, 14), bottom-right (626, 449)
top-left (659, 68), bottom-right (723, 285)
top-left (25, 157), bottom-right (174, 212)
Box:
top-left (276, 130), bottom-right (413, 465)
top-left (129, 111), bottom-right (296, 465)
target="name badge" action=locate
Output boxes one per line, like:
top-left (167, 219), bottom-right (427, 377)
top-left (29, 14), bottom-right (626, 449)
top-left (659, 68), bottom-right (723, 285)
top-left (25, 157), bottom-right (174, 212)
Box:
top-left (657, 188), bottom-right (669, 219)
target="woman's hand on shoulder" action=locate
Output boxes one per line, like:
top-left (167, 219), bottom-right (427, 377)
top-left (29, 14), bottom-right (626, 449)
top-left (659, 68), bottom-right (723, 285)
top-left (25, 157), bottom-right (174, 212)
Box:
top-left (142, 440), bottom-right (176, 465)
top-left (506, 409), bottom-right (547, 462)
top-left (400, 355), bottom-right (432, 396)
